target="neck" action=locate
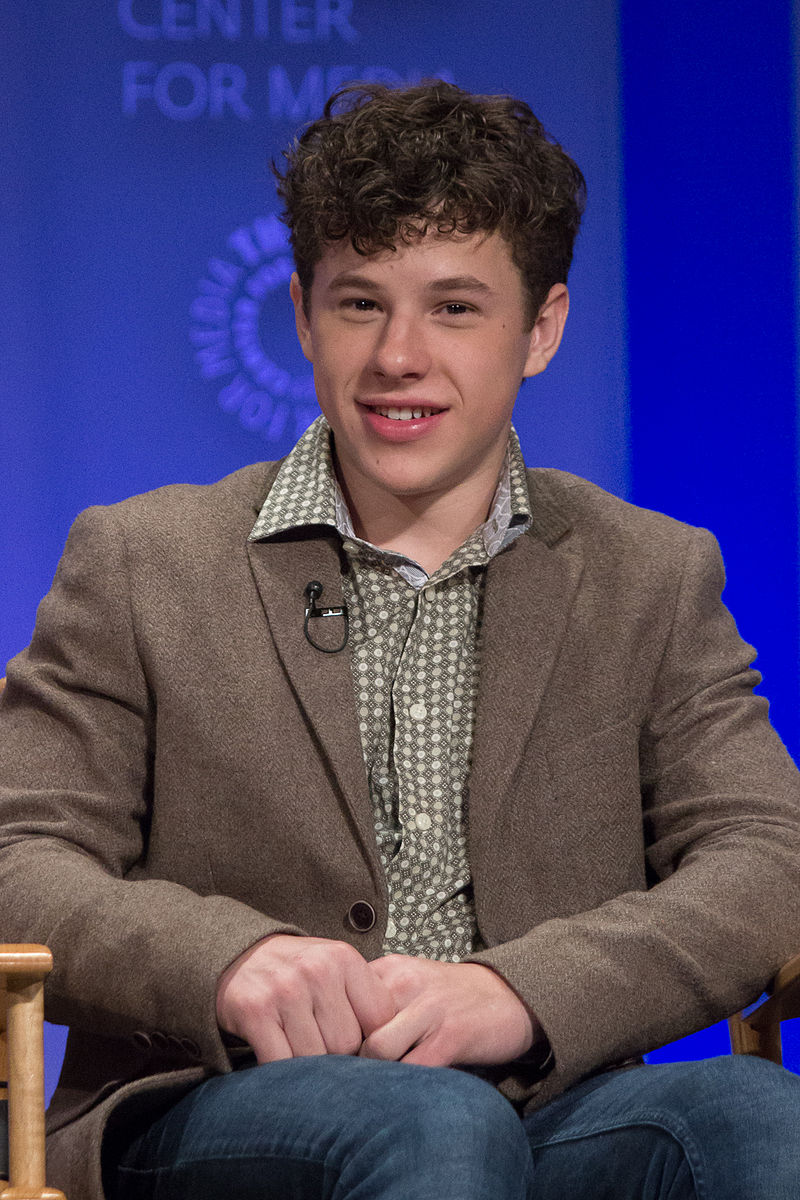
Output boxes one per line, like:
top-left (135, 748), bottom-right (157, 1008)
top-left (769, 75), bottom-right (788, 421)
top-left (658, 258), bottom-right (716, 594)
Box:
top-left (336, 456), bottom-right (505, 577)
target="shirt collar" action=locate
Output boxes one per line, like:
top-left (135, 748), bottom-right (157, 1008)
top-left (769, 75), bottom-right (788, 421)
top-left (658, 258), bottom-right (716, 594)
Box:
top-left (249, 415), bottom-right (531, 563)
top-left (249, 416), bottom-right (338, 541)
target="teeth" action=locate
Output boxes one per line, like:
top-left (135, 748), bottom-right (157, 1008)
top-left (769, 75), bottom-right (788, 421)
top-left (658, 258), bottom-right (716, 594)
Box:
top-left (373, 406), bottom-right (439, 420)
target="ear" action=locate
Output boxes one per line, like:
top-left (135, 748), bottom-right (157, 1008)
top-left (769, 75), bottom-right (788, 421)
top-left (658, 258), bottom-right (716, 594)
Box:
top-left (290, 272), bottom-right (314, 364)
top-left (522, 284), bottom-right (570, 378)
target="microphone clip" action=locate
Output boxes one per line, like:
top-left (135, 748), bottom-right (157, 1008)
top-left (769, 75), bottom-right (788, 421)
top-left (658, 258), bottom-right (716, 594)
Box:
top-left (303, 581), bottom-right (349, 654)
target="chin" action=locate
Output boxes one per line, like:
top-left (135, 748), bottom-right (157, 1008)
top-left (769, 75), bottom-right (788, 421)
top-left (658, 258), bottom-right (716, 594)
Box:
top-left (368, 469), bottom-right (446, 498)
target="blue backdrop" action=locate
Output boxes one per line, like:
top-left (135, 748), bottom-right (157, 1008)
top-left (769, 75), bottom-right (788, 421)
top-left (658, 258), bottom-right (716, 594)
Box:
top-left (1, 1), bottom-right (798, 1098)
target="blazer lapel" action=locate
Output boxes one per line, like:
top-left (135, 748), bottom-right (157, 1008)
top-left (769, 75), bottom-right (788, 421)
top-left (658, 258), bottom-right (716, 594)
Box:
top-left (469, 484), bottom-right (584, 836)
top-left (246, 531), bottom-right (381, 875)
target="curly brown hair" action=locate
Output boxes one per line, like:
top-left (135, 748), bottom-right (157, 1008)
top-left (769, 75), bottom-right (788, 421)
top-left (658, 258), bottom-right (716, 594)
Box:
top-left (274, 80), bottom-right (586, 326)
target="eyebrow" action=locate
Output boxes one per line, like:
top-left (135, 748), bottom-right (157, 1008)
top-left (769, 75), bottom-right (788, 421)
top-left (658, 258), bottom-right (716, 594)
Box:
top-left (327, 272), bottom-right (495, 295)
top-left (327, 273), bottom-right (383, 292)
top-left (427, 276), bottom-right (494, 295)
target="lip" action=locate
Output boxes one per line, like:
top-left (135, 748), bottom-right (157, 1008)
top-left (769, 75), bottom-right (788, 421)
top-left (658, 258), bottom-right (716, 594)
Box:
top-left (357, 401), bottom-right (447, 443)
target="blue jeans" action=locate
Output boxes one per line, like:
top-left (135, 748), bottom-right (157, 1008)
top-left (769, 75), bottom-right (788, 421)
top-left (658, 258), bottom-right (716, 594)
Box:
top-left (107, 1054), bottom-right (800, 1199)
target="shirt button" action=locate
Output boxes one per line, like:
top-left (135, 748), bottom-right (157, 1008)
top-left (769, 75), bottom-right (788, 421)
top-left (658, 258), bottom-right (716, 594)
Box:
top-left (347, 901), bottom-right (376, 932)
top-left (386, 918), bottom-right (397, 939)
top-left (415, 813), bottom-right (432, 831)
top-left (423, 586), bottom-right (436, 602)
top-left (408, 702), bottom-right (427, 721)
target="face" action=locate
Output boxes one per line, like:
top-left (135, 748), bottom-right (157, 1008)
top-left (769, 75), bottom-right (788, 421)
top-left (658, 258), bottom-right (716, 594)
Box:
top-left (290, 230), bottom-right (568, 514)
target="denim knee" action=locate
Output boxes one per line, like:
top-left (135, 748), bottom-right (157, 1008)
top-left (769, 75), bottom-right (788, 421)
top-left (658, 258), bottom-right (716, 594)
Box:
top-left (358, 1062), bottom-right (524, 1148)
top-left (111, 1059), bottom-right (535, 1200)
top-left (325, 1063), bottom-right (533, 1199)
top-left (525, 1056), bottom-right (800, 1200)
top-left (666, 1055), bottom-right (800, 1138)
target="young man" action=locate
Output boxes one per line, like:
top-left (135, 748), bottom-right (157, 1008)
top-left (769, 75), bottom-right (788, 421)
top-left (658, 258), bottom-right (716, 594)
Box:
top-left (2, 82), bottom-right (800, 1199)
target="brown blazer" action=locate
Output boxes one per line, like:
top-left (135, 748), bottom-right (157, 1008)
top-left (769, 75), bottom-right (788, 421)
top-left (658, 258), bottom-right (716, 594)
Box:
top-left (2, 461), bottom-right (800, 1199)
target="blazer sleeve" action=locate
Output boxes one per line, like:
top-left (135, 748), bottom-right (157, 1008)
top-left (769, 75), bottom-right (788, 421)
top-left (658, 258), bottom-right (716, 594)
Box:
top-left (468, 526), bottom-right (800, 1101)
top-left (0, 503), bottom-right (305, 1074)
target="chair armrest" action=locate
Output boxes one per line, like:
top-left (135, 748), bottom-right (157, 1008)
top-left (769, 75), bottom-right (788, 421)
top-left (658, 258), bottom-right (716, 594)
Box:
top-left (0, 951), bottom-right (53, 975)
top-left (728, 951), bottom-right (800, 1064)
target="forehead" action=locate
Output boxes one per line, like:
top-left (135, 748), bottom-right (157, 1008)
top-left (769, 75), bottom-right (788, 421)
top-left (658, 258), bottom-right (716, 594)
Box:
top-left (311, 229), bottom-right (525, 296)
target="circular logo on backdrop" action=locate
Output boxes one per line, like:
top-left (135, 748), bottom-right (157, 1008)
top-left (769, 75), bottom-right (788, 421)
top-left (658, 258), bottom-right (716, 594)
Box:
top-left (190, 214), bottom-right (318, 446)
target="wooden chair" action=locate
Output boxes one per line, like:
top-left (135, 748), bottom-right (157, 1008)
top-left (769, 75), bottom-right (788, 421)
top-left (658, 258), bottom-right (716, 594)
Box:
top-left (728, 951), bottom-right (800, 1062)
top-left (0, 678), bottom-right (62, 1194)
top-left (0, 945), bottom-right (65, 1199)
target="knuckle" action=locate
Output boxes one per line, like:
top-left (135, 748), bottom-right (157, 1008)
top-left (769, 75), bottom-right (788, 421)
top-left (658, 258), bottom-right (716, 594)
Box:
top-left (329, 1030), bottom-right (363, 1056)
top-left (387, 966), bottom-right (417, 996)
top-left (304, 942), bottom-right (356, 984)
top-left (334, 941), bottom-right (364, 970)
top-left (298, 955), bottom-right (332, 988)
top-left (237, 991), bottom-right (265, 1021)
top-left (269, 971), bottom-right (294, 1004)
top-left (360, 1029), bottom-right (385, 1058)
top-left (231, 978), bottom-right (267, 1013)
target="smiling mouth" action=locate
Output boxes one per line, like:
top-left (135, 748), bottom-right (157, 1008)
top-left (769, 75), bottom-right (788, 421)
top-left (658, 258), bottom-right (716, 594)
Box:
top-left (367, 405), bottom-right (443, 421)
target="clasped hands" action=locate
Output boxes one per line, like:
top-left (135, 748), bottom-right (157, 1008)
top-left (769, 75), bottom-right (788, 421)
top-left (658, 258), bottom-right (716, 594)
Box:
top-left (216, 934), bottom-right (538, 1068)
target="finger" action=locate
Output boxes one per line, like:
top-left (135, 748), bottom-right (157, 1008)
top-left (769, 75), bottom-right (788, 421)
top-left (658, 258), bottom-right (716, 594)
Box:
top-left (400, 1036), bottom-right (456, 1069)
top-left (346, 964), bottom-right (398, 1038)
top-left (367, 954), bottom-right (432, 1006)
top-left (247, 1021), bottom-right (294, 1064)
top-left (311, 991), bottom-right (365, 1055)
top-left (365, 957), bottom-right (404, 991)
top-left (279, 1005), bottom-right (328, 1058)
top-left (359, 1007), bottom-right (428, 1062)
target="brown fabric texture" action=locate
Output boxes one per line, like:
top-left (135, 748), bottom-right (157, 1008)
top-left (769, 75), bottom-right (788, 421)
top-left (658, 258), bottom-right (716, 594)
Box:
top-left (2, 462), bottom-right (800, 1200)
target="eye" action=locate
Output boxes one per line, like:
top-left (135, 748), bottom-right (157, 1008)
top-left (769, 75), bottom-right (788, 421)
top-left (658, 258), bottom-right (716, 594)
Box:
top-left (343, 297), bottom-right (378, 311)
top-left (440, 302), bottom-right (471, 316)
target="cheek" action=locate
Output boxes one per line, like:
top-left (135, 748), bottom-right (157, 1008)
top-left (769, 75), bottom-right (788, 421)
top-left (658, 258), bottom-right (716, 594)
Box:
top-left (455, 354), bottom-right (524, 420)
top-left (310, 335), bottom-right (367, 396)
top-left (308, 361), bottom-right (362, 428)
top-left (452, 330), bottom-right (528, 381)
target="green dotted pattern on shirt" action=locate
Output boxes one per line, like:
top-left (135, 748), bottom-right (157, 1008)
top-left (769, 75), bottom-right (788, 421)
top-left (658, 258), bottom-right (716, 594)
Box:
top-left (250, 416), bottom-right (532, 962)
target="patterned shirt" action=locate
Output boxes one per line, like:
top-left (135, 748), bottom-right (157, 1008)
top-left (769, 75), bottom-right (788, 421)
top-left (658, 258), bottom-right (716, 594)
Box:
top-left (249, 417), bottom-right (531, 961)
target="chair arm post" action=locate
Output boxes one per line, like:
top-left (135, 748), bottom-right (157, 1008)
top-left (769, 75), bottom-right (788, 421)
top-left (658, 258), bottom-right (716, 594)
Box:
top-left (728, 951), bottom-right (800, 1068)
top-left (0, 948), bottom-right (65, 1200)
top-left (727, 1011), bottom-right (782, 1063)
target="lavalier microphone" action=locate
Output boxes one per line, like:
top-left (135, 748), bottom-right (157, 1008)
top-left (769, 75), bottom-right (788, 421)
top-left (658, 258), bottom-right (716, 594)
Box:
top-left (303, 581), bottom-right (349, 654)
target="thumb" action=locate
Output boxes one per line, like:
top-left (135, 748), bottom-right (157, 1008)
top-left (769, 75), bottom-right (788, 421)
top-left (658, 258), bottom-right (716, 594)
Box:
top-left (347, 971), bottom-right (397, 1038)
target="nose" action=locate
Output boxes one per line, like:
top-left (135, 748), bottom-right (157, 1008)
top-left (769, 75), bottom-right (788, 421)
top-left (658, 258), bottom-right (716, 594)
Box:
top-left (370, 314), bottom-right (430, 379)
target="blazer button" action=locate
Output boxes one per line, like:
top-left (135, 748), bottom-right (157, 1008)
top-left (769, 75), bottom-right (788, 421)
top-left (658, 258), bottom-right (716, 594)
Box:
top-left (151, 1031), bottom-right (169, 1052)
top-left (347, 901), bottom-right (376, 932)
top-left (132, 1031), bottom-right (152, 1050)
